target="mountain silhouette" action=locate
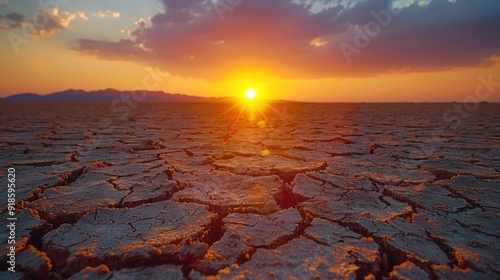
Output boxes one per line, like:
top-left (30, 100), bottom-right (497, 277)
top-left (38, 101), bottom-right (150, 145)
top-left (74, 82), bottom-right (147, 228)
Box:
top-left (0, 89), bottom-right (225, 102)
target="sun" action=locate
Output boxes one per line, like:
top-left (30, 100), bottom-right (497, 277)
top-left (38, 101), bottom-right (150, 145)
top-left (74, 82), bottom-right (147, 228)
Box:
top-left (245, 88), bottom-right (257, 99)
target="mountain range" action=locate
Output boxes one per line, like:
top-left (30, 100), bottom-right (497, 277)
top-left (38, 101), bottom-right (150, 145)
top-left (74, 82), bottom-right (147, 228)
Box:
top-left (0, 89), bottom-right (225, 102)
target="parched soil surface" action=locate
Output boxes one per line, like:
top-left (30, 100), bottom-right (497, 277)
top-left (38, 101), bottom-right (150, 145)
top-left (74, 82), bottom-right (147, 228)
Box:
top-left (0, 102), bottom-right (498, 279)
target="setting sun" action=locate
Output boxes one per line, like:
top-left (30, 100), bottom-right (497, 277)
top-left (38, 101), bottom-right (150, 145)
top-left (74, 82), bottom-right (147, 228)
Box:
top-left (245, 88), bottom-right (257, 99)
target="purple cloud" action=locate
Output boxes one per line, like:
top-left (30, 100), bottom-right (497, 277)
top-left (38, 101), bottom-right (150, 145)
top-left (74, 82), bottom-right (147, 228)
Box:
top-left (73, 0), bottom-right (500, 80)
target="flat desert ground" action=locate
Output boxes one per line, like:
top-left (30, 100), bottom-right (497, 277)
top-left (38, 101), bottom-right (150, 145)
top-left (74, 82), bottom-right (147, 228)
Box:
top-left (0, 103), bottom-right (499, 279)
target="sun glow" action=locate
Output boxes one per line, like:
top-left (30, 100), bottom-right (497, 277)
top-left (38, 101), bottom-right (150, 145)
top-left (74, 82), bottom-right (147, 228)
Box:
top-left (212, 79), bottom-right (293, 132)
top-left (245, 88), bottom-right (257, 99)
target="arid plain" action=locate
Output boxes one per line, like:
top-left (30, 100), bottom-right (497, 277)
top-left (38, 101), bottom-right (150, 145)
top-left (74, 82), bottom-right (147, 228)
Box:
top-left (0, 102), bottom-right (499, 279)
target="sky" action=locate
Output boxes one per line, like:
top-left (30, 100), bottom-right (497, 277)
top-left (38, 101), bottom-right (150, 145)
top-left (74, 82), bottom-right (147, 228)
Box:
top-left (0, 0), bottom-right (499, 102)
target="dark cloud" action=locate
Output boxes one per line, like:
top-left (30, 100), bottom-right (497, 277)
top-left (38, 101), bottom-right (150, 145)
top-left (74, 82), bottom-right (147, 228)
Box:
top-left (74, 0), bottom-right (500, 80)
top-left (1, 8), bottom-right (86, 36)
top-left (5, 12), bottom-right (26, 22)
top-left (4, 12), bottom-right (28, 28)
top-left (73, 38), bottom-right (150, 60)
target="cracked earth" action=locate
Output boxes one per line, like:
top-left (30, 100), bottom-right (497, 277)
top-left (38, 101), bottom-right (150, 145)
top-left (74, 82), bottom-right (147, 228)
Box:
top-left (0, 103), bottom-right (499, 279)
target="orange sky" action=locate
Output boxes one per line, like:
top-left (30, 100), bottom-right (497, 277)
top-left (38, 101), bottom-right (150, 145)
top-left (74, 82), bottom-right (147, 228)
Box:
top-left (0, 0), bottom-right (499, 102)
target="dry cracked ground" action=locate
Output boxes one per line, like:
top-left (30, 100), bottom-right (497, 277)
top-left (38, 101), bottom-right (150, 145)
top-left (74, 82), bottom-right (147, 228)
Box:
top-left (0, 102), bottom-right (499, 279)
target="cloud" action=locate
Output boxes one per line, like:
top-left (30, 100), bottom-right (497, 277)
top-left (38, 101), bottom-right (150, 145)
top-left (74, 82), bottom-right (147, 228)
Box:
top-left (73, 38), bottom-right (149, 60)
top-left (31, 8), bottom-right (85, 36)
top-left (73, 0), bottom-right (500, 80)
top-left (93, 10), bottom-right (120, 19)
top-left (4, 12), bottom-right (27, 28)
top-left (0, 8), bottom-right (87, 36)
top-left (134, 18), bottom-right (148, 28)
top-left (77, 11), bottom-right (88, 21)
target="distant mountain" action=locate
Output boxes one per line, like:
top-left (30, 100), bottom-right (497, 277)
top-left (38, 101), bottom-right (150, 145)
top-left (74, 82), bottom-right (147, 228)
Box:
top-left (0, 89), bottom-right (226, 102)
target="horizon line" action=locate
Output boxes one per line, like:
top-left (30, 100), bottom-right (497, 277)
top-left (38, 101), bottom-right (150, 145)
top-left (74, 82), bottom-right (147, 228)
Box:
top-left (0, 88), bottom-right (497, 104)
